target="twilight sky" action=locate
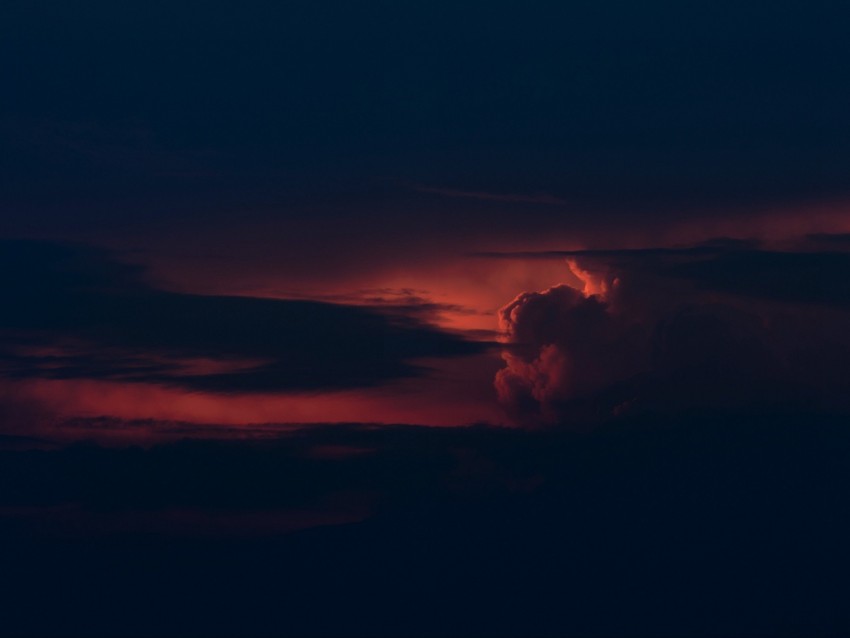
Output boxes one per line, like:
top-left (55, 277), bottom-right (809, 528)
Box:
top-left (7, 5), bottom-right (850, 636)
top-left (3, 1), bottom-right (850, 437)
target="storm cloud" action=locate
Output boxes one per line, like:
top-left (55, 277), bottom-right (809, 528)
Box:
top-left (493, 237), bottom-right (850, 424)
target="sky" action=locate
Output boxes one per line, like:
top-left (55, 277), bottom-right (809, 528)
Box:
top-left (4, 2), bottom-right (850, 439)
top-left (4, 3), bottom-right (850, 635)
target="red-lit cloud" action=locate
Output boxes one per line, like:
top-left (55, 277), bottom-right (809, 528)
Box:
top-left (5, 197), bottom-right (850, 436)
top-left (495, 284), bottom-right (642, 423)
top-left (492, 238), bottom-right (850, 424)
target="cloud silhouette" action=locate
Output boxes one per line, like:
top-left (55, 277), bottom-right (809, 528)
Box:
top-left (0, 240), bottom-right (488, 392)
top-left (3, 413), bottom-right (850, 636)
top-left (666, 250), bottom-right (850, 308)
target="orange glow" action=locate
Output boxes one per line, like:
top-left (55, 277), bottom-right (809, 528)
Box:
top-left (10, 197), bottom-right (850, 436)
top-left (6, 351), bottom-right (507, 441)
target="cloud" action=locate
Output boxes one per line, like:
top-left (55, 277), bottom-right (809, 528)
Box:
top-left (0, 240), bottom-right (488, 393)
top-left (494, 236), bottom-right (850, 424)
top-left (476, 237), bottom-right (850, 309)
top-left (495, 284), bottom-right (644, 424)
top-left (3, 413), bottom-right (850, 635)
top-left (665, 250), bottom-right (850, 308)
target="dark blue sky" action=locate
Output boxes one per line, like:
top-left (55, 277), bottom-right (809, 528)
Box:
top-left (4, 1), bottom-right (850, 234)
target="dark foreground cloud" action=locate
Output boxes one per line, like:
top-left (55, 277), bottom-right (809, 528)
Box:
top-left (666, 249), bottom-right (850, 308)
top-left (494, 237), bottom-right (850, 424)
top-left (1, 414), bottom-right (849, 635)
top-left (0, 240), bottom-right (487, 392)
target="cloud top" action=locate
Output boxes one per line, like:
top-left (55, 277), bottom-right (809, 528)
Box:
top-left (494, 238), bottom-right (850, 424)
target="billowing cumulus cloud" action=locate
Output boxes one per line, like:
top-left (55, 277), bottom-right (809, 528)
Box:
top-left (494, 238), bottom-right (850, 424)
top-left (495, 284), bottom-right (643, 423)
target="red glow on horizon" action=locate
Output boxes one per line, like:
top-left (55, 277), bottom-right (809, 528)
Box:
top-left (5, 351), bottom-right (508, 442)
top-left (7, 198), bottom-right (850, 439)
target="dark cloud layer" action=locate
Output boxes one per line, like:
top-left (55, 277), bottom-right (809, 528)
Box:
top-left (0, 241), bottom-right (486, 392)
top-left (667, 250), bottom-right (850, 308)
top-left (2, 414), bottom-right (850, 635)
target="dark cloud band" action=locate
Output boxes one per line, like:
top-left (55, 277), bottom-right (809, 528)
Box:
top-left (0, 240), bottom-right (488, 392)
